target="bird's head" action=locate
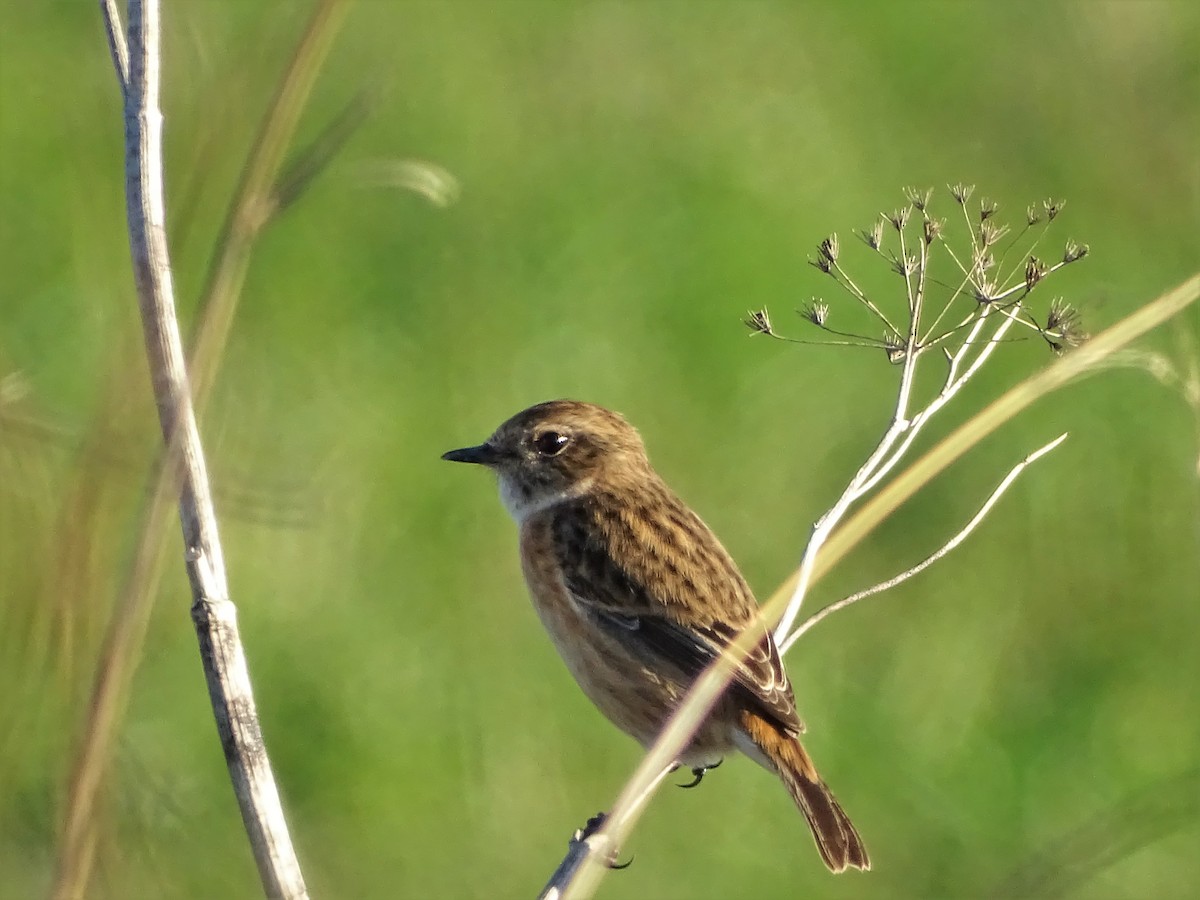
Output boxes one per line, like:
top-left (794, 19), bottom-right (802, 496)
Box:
top-left (442, 399), bottom-right (650, 522)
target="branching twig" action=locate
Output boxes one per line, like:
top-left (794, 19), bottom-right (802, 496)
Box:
top-left (771, 192), bottom-right (1068, 647)
top-left (538, 171), bottom-right (1199, 900)
top-left (780, 432), bottom-right (1068, 654)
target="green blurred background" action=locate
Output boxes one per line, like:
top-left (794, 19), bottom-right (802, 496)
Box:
top-left (2, 2), bottom-right (1198, 898)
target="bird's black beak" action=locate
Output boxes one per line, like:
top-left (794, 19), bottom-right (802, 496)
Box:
top-left (441, 443), bottom-right (500, 466)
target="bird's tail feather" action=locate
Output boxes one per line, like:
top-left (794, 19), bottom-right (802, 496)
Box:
top-left (739, 710), bottom-right (870, 873)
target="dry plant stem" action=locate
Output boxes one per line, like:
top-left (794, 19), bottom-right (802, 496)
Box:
top-left (774, 291), bottom-right (1022, 646)
top-left (55, 4), bottom-right (347, 896)
top-left (118, 0), bottom-right (306, 894)
top-left (55, 2), bottom-right (309, 898)
top-left (538, 764), bottom-right (676, 900)
top-left (52, 461), bottom-right (176, 900)
top-left (189, 0), bottom-right (350, 398)
top-left (546, 271), bottom-right (1199, 900)
top-left (858, 304), bottom-right (1015, 498)
top-left (831, 259), bottom-right (901, 338)
top-left (552, 601), bottom-right (772, 900)
top-left (780, 431), bottom-right (1068, 654)
top-left (100, 0), bottom-right (129, 91)
top-left (809, 271), bottom-right (1197, 588)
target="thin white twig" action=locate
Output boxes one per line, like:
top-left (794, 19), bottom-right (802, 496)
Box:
top-left (831, 257), bottom-right (903, 338)
top-left (772, 259), bottom-right (931, 643)
top-left (780, 432), bottom-right (1068, 654)
top-left (855, 306), bottom-right (1017, 501)
top-left (959, 193), bottom-right (981, 260)
top-left (893, 229), bottom-right (920, 420)
top-left (538, 764), bottom-right (676, 900)
top-left (770, 409), bottom-right (908, 644)
top-left (920, 257), bottom-right (975, 346)
top-left (547, 624), bottom-right (763, 900)
top-left (996, 213), bottom-right (1053, 292)
top-left (99, 0), bottom-right (130, 92)
top-left (990, 259), bottom-right (1068, 303)
top-left (114, 3), bottom-right (308, 897)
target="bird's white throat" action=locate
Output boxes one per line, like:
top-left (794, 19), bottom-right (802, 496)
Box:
top-left (498, 474), bottom-right (593, 525)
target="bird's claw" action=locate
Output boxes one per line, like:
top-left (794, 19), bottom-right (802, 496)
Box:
top-left (677, 758), bottom-right (723, 789)
top-left (572, 812), bottom-right (633, 870)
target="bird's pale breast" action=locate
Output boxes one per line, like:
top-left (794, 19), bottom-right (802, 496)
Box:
top-left (518, 511), bottom-right (736, 762)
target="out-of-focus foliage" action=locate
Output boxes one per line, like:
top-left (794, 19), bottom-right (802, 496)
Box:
top-left (1, 3), bottom-right (1197, 898)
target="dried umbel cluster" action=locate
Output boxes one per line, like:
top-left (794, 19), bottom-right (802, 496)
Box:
top-left (746, 185), bottom-right (1090, 361)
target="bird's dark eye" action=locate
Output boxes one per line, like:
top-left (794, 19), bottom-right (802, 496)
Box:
top-left (533, 430), bottom-right (570, 456)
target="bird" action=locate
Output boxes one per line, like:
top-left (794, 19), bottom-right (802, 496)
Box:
top-left (442, 399), bottom-right (868, 872)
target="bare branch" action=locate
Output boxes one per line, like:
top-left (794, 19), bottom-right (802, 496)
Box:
top-left (770, 274), bottom-right (943, 643)
top-left (54, 2), bottom-right (310, 898)
top-left (58, 4), bottom-right (351, 893)
top-left (780, 432), bottom-right (1068, 654)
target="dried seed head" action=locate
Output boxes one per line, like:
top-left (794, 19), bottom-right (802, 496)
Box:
top-left (950, 182), bottom-right (975, 204)
top-left (923, 217), bottom-right (944, 245)
top-left (1043, 198), bottom-right (1065, 221)
top-left (975, 279), bottom-right (999, 303)
top-left (905, 186), bottom-right (933, 211)
top-left (744, 309), bottom-right (772, 338)
top-left (799, 299), bottom-right (830, 326)
top-left (979, 220), bottom-right (1009, 247)
top-left (859, 219), bottom-right (885, 251)
top-left (1044, 298), bottom-right (1088, 353)
top-left (1025, 255), bottom-right (1048, 290)
top-left (972, 249), bottom-right (996, 277)
top-left (891, 252), bottom-right (918, 277)
top-left (1063, 240), bottom-right (1089, 263)
top-left (744, 309), bottom-right (774, 335)
top-left (884, 332), bottom-right (907, 364)
top-left (818, 233), bottom-right (840, 264)
top-left (783, 185), bottom-right (1087, 365)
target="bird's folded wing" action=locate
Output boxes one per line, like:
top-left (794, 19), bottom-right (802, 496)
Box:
top-left (553, 506), bottom-right (804, 736)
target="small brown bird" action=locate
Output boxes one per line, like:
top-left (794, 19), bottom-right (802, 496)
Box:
top-left (443, 400), bottom-right (868, 872)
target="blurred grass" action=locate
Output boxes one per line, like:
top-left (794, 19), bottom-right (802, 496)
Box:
top-left (1, 2), bottom-right (1198, 898)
